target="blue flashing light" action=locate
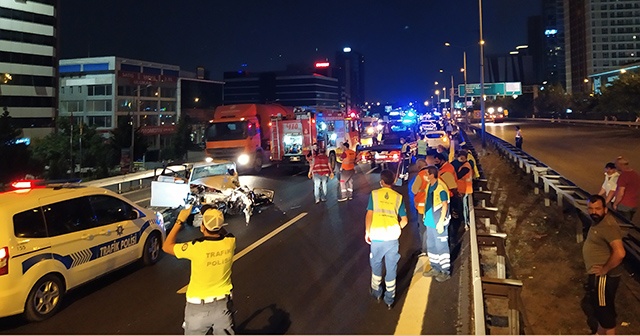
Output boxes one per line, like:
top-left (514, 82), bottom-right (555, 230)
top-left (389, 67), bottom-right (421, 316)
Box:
top-left (545, 29), bottom-right (558, 36)
top-left (402, 119), bottom-right (415, 124)
top-left (407, 111), bottom-right (415, 117)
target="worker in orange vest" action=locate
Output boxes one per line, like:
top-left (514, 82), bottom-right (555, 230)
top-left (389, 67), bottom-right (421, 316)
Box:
top-left (339, 142), bottom-right (357, 201)
top-left (411, 159), bottom-right (431, 256)
top-left (452, 150), bottom-right (473, 229)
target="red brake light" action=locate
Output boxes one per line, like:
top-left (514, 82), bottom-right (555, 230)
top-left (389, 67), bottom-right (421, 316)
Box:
top-left (11, 180), bottom-right (33, 189)
top-left (392, 153), bottom-right (399, 161)
top-left (0, 246), bottom-right (8, 276)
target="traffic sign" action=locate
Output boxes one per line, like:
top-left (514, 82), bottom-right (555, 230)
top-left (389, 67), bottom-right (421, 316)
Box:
top-left (458, 82), bottom-right (522, 97)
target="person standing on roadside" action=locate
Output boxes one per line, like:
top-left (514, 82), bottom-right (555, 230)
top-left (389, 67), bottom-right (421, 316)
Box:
top-left (308, 145), bottom-right (334, 204)
top-left (421, 166), bottom-right (451, 282)
top-left (416, 134), bottom-right (428, 160)
top-left (515, 126), bottom-right (523, 149)
top-left (598, 162), bottom-right (619, 206)
top-left (411, 159), bottom-right (430, 256)
top-left (365, 169), bottom-right (408, 309)
top-left (163, 206), bottom-right (237, 335)
top-left (583, 195), bottom-right (626, 335)
top-left (339, 142), bottom-right (356, 202)
top-left (613, 156), bottom-right (640, 221)
top-left (452, 150), bottom-right (473, 229)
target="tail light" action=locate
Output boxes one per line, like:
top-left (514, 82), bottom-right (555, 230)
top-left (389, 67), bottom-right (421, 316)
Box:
top-left (0, 246), bottom-right (8, 276)
top-left (392, 152), bottom-right (400, 161)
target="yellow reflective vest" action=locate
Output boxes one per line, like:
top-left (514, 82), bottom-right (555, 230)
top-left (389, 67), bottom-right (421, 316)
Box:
top-left (370, 187), bottom-right (403, 241)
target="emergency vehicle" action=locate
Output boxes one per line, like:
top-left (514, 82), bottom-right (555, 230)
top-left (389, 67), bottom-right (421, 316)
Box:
top-left (0, 180), bottom-right (165, 321)
top-left (204, 104), bottom-right (295, 173)
top-left (360, 116), bottom-right (382, 147)
top-left (270, 107), bottom-right (360, 169)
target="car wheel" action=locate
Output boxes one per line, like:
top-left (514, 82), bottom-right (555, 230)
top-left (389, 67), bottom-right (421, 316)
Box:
top-left (253, 155), bottom-right (263, 173)
top-left (142, 232), bottom-right (162, 265)
top-left (24, 274), bottom-right (64, 322)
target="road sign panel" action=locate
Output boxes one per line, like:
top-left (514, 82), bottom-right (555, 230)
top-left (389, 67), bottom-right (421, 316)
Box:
top-left (458, 82), bottom-right (522, 97)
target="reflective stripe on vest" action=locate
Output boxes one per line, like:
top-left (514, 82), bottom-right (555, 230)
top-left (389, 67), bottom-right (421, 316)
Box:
top-left (342, 149), bottom-right (356, 170)
top-left (370, 188), bottom-right (402, 241)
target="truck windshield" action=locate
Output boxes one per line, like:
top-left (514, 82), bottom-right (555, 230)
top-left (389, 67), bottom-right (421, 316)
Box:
top-left (206, 121), bottom-right (248, 141)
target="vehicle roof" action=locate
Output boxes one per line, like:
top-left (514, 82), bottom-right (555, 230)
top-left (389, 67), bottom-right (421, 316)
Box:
top-left (0, 186), bottom-right (116, 216)
top-left (426, 130), bottom-right (446, 134)
top-left (192, 160), bottom-right (235, 169)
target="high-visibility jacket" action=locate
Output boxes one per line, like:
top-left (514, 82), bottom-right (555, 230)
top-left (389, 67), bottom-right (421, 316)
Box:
top-left (467, 152), bottom-right (480, 179)
top-left (369, 187), bottom-right (403, 241)
top-left (456, 161), bottom-right (473, 195)
top-left (311, 154), bottom-right (332, 176)
top-left (341, 149), bottom-right (356, 171)
top-left (426, 179), bottom-right (450, 228)
top-left (413, 169), bottom-right (449, 215)
top-left (439, 161), bottom-right (458, 194)
top-left (416, 139), bottom-right (428, 156)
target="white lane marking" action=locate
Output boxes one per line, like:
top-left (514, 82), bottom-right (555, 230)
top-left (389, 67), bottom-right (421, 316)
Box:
top-left (365, 167), bottom-right (377, 174)
top-left (394, 256), bottom-right (432, 335)
top-left (135, 197), bottom-right (151, 204)
top-left (176, 212), bottom-right (308, 294)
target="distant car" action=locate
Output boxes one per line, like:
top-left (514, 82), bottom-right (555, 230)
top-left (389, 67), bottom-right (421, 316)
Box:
top-left (425, 130), bottom-right (450, 149)
top-left (420, 121), bottom-right (437, 133)
top-left (0, 181), bottom-right (165, 321)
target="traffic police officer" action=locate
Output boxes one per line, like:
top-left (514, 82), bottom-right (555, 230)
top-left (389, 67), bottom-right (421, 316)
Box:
top-left (365, 169), bottom-right (408, 309)
top-left (163, 205), bottom-right (236, 335)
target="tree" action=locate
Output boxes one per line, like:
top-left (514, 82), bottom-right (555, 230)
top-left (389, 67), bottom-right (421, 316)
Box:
top-left (0, 108), bottom-right (29, 184)
top-left (168, 114), bottom-right (192, 161)
top-left (30, 117), bottom-right (112, 179)
top-left (597, 72), bottom-right (640, 120)
top-left (108, 117), bottom-right (148, 167)
top-left (534, 83), bottom-right (569, 118)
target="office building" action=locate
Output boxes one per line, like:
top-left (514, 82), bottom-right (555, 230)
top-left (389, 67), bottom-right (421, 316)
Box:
top-left (223, 69), bottom-right (340, 110)
top-left (59, 57), bottom-right (179, 151)
top-left (0, 0), bottom-right (58, 139)
top-left (334, 48), bottom-right (365, 110)
top-left (542, 0), bottom-right (566, 87)
top-left (564, 0), bottom-right (640, 94)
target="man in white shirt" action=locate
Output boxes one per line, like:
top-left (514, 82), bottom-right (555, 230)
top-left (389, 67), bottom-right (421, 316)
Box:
top-left (598, 162), bottom-right (619, 205)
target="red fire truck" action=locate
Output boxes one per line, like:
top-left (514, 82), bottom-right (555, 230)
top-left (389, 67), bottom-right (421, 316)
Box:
top-left (270, 107), bottom-right (360, 170)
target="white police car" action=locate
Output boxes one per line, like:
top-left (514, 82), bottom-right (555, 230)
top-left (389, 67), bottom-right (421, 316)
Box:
top-left (0, 180), bottom-right (166, 321)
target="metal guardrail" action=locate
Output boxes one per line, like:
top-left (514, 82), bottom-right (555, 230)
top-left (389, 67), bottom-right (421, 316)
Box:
top-left (468, 125), bottom-right (640, 267)
top-left (82, 164), bottom-right (189, 194)
top-left (460, 127), bottom-right (532, 335)
top-left (511, 117), bottom-right (640, 128)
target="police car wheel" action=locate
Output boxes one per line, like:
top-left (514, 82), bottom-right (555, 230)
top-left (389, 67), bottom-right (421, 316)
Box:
top-left (142, 232), bottom-right (162, 265)
top-left (24, 274), bottom-right (64, 322)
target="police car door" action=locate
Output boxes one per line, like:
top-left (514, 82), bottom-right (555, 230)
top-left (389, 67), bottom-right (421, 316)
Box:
top-left (40, 196), bottom-right (115, 288)
top-left (87, 195), bottom-right (144, 268)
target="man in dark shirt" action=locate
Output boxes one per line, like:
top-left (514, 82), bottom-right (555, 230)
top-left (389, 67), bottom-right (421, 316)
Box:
top-left (583, 195), bottom-right (626, 335)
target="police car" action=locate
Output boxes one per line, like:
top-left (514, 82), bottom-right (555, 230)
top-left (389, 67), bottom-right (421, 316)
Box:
top-left (0, 180), bottom-right (166, 321)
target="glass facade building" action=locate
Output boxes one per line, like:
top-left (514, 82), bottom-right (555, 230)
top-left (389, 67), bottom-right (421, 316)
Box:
top-left (0, 0), bottom-right (58, 139)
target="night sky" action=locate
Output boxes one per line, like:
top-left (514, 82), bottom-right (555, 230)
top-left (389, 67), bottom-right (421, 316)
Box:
top-left (59, 0), bottom-right (541, 104)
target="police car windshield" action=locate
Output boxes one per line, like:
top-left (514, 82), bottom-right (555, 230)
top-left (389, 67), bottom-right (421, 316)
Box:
top-left (191, 163), bottom-right (234, 180)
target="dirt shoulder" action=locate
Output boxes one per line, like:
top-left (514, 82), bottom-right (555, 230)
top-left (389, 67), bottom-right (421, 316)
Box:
top-left (473, 138), bottom-right (640, 334)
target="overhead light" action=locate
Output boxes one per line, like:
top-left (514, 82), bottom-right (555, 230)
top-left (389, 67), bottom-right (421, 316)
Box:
top-left (343, 47), bottom-right (352, 53)
top-left (510, 51), bottom-right (519, 55)
top-left (516, 45), bottom-right (528, 50)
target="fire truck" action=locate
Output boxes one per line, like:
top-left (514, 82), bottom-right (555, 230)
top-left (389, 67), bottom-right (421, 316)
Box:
top-left (270, 107), bottom-right (360, 170)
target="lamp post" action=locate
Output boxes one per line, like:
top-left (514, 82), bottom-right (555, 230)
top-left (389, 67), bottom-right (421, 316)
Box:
top-left (444, 44), bottom-right (470, 117)
top-left (479, 0), bottom-right (486, 146)
top-left (435, 90), bottom-right (441, 113)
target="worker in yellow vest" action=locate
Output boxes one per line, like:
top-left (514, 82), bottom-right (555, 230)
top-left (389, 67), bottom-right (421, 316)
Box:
top-left (339, 142), bottom-right (357, 201)
top-left (421, 166), bottom-right (452, 282)
top-left (365, 169), bottom-right (408, 309)
top-left (416, 135), bottom-right (428, 159)
top-left (467, 150), bottom-right (480, 179)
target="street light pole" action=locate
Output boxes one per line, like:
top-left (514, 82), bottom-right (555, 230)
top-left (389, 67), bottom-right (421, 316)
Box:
top-left (479, 0), bottom-right (486, 147)
top-left (463, 51), bottom-right (468, 112)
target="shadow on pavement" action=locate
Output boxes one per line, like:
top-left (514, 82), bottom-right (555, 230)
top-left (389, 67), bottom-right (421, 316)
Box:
top-left (236, 304), bottom-right (291, 335)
